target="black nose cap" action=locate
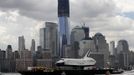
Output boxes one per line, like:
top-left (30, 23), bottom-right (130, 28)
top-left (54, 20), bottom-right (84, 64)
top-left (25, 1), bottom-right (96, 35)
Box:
top-left (56, 62), bottom-right (65, 66)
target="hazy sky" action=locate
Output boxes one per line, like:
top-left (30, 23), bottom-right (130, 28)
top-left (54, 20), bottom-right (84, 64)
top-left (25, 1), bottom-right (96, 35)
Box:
top-left (0, 0), bottom-right (134, 51)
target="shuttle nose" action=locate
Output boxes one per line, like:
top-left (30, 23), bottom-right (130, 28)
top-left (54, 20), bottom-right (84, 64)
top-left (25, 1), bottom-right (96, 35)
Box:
top-left (89, 58), bottom-right (96, 64)
top-left (57, 60), bottom-right (64, 63)
top-left (92, 59), bottom-right (96, 64)
top-left (55, 60), bottom-right (64, 66)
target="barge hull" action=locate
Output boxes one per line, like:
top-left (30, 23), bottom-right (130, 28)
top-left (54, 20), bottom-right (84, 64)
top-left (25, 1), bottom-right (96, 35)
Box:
top-left (19, 69), bottom-right (118, 75)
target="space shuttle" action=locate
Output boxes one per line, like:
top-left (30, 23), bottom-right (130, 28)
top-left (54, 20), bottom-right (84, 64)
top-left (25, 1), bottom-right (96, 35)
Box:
top-left (55, 49), bottom-right (96, 67)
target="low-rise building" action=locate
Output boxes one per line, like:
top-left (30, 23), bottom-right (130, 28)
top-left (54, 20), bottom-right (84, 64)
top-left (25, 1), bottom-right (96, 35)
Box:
top-left (16, 59), bottom-right (33, 71)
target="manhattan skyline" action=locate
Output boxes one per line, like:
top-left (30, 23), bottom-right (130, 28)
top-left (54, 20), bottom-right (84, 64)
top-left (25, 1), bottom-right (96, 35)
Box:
top-left (0, 0), bottom-right (134, 50)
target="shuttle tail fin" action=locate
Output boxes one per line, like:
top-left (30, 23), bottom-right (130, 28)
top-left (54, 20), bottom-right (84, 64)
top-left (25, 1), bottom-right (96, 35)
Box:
top-left (83, 49), bottom-right (91, 58)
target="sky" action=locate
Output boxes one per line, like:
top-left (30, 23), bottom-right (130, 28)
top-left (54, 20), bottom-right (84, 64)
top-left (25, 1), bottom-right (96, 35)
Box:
top-left (0, 0), bottom-right (134, 51)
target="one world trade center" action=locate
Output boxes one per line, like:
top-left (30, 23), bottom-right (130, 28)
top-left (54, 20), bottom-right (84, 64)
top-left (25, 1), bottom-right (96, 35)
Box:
top-left (58, 0), bottom-right (70, 57)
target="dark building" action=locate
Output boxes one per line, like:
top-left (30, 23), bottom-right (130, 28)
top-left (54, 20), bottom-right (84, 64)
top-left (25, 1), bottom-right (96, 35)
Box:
top-left (37, 46), bottom-right (42, 52)
top-left (6, 45), bottom-right (13, 59)
top-left (31, 39), bottom-right (35, 53)
top-left (82, 26), bottom-right (91, 40)
top-left (129, 51), bottom-right (134, 66)
top-left (118, 52), bottom-right (129, 69)
top-left (58, 0), bottom-right (70, 17)
top-left (0, 59), bottom-right (16, 72)
top-left (36, 46), bottom-right (42, 59)
top-left (90, 53), bottom-right (104, 68)
top-left (0, 49), bottom-right (16, 72)
top-left (109, 55), bottom-right (116, 68)
top-left (117, 40), bottom-right (129, 54)
top-left (0, 50), bottom-right (6, 59)
top-left (14, 51), bottom-right (20, 59)
top-left (116, 40), bottom-right (130, 69)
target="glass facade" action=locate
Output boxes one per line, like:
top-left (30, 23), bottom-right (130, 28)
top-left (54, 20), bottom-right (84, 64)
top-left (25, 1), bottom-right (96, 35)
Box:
top-left (58, 17), bottom-right (70, 57)
top-left (58, 0), bottom-right (70, 57)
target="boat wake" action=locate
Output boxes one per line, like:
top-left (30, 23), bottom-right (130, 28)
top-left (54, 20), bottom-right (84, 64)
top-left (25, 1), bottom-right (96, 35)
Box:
top-left (121, 70), bottom-right (134, 75)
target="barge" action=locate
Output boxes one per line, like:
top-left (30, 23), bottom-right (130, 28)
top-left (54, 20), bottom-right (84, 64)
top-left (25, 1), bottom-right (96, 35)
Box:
top-left (19, 68), bottom-right (124, 75)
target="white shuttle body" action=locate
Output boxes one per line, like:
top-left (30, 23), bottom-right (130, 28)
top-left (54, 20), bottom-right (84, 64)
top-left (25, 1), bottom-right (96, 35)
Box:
top-left (56, 49), bottom-right (96, 67)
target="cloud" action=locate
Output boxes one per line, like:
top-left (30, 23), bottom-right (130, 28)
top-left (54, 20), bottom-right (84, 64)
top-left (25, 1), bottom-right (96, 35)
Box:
top-left (0, 0), bottom-right (57, 21)
top-left (0, 26), bottom-right (6, 34)
top-left (113, 0), bottom-right (134, 12)
top-left (71, 0), bottom-right (119, 20)
top-left (0, 0), bottom-right (119, 21)
top-left (89, 15), bottom-right (134, 50)
top-left (0, 11), bottom-right (44, 50)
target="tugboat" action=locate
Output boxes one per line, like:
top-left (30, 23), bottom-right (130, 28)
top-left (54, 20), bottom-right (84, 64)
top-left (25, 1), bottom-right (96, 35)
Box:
top-left (112, 69), bottom-right (124, 74)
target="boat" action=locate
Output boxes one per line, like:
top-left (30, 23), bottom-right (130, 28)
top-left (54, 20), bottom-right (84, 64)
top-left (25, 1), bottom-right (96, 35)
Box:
top-left (18, 68), bottom-right (124, 75)
top-left (112, 69), bottom-right (124, 74)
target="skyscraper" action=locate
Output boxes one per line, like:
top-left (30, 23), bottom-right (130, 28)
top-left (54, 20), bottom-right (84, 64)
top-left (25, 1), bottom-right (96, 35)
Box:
top-left (39, 22), bottom-right (58, 68)
top-left (40, 28), bottom-right (46, 49)
top-left (70, 26), bottom-right (85, 44)
top-left (93, 33), bottom-right (109, 53)
top-left (109, 41), bottom-right (116, 56)
top-left (58, 0), bottom-right (70, 57)
top-left (116, 40), bottom-right (129, 69)
top-left (18, 36), bottom-right (25, 51)
top-left (39, 22), bottom-right (58, 56)
top-left (93, 33), bottom-right (109, 67)
top-left (109, 41), bottom-right (116, 68)
top-left (30, 39), bottom-right (35, 53)
top-left (6, 45), bottom-right (13, 59)
top-left (70, 26), bottom-right (85, 58)
top-left (18, 36), bottom-right (25, 58)
top-left (45, 22), bottom-right (58, 57)
top-left (82, 26), bottom-right (91, 40)
top-left (117, 40), bottom-right (129, 54)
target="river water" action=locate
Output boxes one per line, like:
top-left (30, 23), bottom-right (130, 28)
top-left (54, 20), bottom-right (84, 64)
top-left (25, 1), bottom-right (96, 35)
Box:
top-left (1, 70), bottom-right (134, 75)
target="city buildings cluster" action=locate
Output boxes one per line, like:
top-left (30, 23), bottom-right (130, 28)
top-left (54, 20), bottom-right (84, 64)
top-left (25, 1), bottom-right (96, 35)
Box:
top-left (0, 23), bottom-right (134, 72)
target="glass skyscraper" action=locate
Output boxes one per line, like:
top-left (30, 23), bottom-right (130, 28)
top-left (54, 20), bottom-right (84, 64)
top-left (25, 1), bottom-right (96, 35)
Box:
top-left (58, 0), bottom-right (70, 57)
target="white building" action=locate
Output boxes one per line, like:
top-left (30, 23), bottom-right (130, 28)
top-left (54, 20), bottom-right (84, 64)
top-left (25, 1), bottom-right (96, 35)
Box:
top-left (70, 26), bottom-right (85, 44)
top-left (109, 41), bottom-right (116, 56)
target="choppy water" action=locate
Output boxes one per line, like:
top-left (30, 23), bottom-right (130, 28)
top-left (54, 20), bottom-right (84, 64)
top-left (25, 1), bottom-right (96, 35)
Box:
top-left (1, 70), bottom-right (134, 75)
